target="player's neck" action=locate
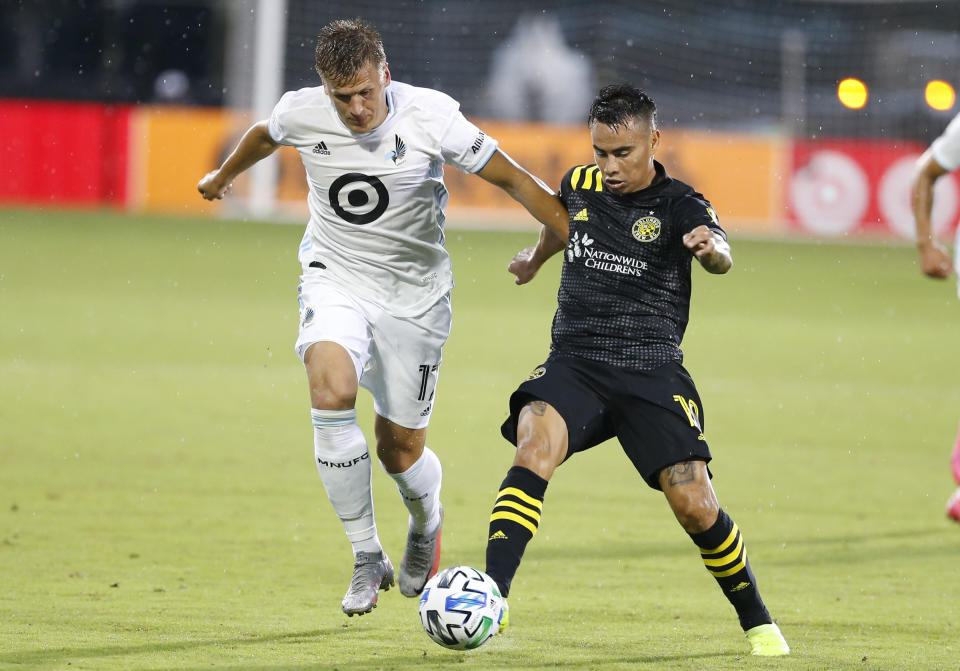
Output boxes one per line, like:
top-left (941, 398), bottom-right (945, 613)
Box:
top-left (624, 165), bottom-right (659, 194)
top-left (368, 92), bottom-right (390, 130)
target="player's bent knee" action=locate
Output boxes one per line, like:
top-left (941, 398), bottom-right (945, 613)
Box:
top-left (672, 496), bottom-right (719, 533)
top-left (304, 342), bottom-right (359, 410)
top-left (310, 385), bottom-right (357, 411)
top-left (307, 367), bottom-right (359, 410)
top-left (514, 433), bottom-right (564, 478)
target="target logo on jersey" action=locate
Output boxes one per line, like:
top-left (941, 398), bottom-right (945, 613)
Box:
top-left (328, 172), bottom-right (390, 225)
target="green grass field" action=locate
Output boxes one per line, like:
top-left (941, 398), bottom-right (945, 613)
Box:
top-left (2, 208), bottom-right (959, 670)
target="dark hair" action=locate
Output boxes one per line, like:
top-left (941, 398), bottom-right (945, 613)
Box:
top-left (314, 18), bottom-right (386, 83)
top-left (588, 84), bottom-right (658, 131)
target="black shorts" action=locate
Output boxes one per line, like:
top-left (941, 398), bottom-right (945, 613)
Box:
top-left (501, 354), bottom-right (712, 490)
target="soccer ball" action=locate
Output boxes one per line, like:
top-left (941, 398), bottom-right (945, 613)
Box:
top-left (418, 565), bottom-right (504, 650)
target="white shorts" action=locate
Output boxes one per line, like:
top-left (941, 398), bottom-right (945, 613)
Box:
top-left (295, 270), bottom-right (452, 429)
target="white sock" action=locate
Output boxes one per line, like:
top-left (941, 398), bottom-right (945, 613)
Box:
top-left (387, 446), bottom-right (442, 534)
top-left (312, 408), bottom-right (381, 556)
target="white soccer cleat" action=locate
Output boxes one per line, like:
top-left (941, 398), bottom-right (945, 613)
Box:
top-left (399, 506), bottom-right (443, 597)
top-left (341, 551), bottom-right (395, 616)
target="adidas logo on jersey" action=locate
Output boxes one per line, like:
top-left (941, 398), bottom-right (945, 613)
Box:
top-left (312, 141), bottom-right (331, 156)
top-left (489, 530), bottom-right (508, 541)
top-left (573, 208), bottom-right (589, 221)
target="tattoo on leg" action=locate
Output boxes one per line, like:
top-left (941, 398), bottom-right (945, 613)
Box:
top-left (664, 462), bottom-right (696, 486)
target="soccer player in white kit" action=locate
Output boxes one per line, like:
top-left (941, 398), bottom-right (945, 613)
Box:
top-left (910, 110), bottom-right (960, 522)
top-left (197, 19), bottom-right (568, 615)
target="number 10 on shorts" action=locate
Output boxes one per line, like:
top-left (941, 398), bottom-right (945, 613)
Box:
top-left (673, 394), bottom-right (702, 431)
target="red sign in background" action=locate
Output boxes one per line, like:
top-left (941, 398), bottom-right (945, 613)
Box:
top-left (788, 138), bottom-right (960, 239)
top-left (0, 100), bottom-right (130, 207)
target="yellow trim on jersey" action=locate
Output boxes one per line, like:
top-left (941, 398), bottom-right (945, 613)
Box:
top-left (570, 166), bottom-right (584, 190)
top-left (490, 510), bottom-right (538, 534)
top-left (494, 499), bottom-right (542, 523)
top-left (498, 487), bottom-right (543, 510)
top-left (582, 166), bottom-right (596, 190)
top-left (569, 164), bottom-right (604, 191)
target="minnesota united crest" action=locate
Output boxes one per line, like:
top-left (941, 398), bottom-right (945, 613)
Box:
top-left (386, 134), bottom-right (407, 165)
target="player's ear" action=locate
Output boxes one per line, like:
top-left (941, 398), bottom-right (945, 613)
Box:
top-left (382, 63), bottom-right (391, 87)
top-left (650, 128), bottom-right (661, 154)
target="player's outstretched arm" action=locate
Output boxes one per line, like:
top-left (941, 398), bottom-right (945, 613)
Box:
top-left (476, 150), bottom-right (569, 240)
top-left (911, 150), bottom-right (953, 279)
top-left (683, 225), bottom-right (732, 274)
top-left (509, 226), bottom-right (567, 285)
top-left (198, 121), bottom-right (280, 201)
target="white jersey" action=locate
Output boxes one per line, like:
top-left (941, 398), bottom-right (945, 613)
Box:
top-left (931, 111), bottom-right (960, 172)
top-left (268, 81), bottom-right (498, 317)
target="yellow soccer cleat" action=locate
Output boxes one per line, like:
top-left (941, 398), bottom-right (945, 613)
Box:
top-left (745, 623), bottom-right (790, 656)
top-left (497, 598), bottom-right (509, 635)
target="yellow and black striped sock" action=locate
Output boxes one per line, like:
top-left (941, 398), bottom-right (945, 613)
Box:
top-left (484, 466), bottom-right (547, 597)
top-left (689, 508), bottom-right (772, 630)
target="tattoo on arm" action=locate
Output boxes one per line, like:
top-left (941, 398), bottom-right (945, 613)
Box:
top-left (518, 400), bottom-right (548, 422)
top-left (663, 462), bottom-right (696, 487)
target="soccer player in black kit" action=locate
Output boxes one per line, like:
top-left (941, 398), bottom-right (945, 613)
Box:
top-left (483, 85), bottom-right (789, 656)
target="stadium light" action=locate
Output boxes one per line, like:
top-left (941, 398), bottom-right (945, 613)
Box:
top-left (837, 78), bottom-right (868, 109)
top-left (925, 80), bottom-right (956, 111)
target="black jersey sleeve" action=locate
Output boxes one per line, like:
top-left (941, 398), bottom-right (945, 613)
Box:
top-left (674, 194), bottom-right (727, 240)
top-left (558, 166), bottom-right (578, 208)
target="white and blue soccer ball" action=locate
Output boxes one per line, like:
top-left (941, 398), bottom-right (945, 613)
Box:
top-left (418, 565), bottom-right (504, 650)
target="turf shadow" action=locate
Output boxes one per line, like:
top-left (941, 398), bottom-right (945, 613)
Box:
top-left (0, 628), bottom-right (335, 667)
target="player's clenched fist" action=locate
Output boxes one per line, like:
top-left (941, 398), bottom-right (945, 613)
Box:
top-left (508, 247), bottom-right (539, 285)
top-left (682, 225), bottom-right (717, 257)
top-left (683, 224), bottom-right (732, 274)
top-left (197, 171), bottom-right (231, 200)
top-left (917, 240), bottom-right (953, 279)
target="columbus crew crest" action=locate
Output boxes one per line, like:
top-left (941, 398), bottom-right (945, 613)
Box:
top-left (632, 216), bottom-right (661, 242)
top-left (526, 366), bottom-right (546, 380)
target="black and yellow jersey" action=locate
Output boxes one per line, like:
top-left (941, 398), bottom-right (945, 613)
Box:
top-left (552, 160), bottom-right (725, 370)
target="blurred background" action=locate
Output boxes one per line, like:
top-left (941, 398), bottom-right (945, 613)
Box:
top-left (2, 0), bottom-right (960, 239)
